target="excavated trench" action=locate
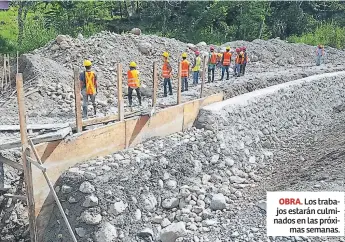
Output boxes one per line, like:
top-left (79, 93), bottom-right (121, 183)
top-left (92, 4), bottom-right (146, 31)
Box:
top-left (36, 72), bottom-right (345, 242)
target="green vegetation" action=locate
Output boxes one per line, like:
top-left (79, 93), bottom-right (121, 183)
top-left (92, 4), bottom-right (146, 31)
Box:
top-left (1, 1), bottom-right (345, 54)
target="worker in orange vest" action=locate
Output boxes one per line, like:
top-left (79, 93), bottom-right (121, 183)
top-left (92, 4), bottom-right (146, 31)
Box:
top-left (241, 46), bottom-right (248, 76)
top-left (316, 44), bottom-right (325, 66)
top-left (234, 48), bottom-right (243, 77)
top-left (180, 52), bottom-right (190, 92)
top-left (162, 52), bottom-right (173, 97)
top-left (220, 46), bottom-right (232, 81)
top-left (127, 61), bottom-right (142, 107)
top-left (208, 46), bottom-right (217, 83)
top-left (80, 60), bottom-right (97, 118)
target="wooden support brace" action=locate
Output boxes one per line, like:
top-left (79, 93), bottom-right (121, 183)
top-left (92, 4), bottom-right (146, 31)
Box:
top-left (16, 73), bottom-right (37, 242)
top-left (0, 161), bottom-right (3, 190)
top-left (26, 156), bottom-right (46, 172)
top-left (177, 61), bottom-right (182, 105)
top-left (0, 155), bottom-right (23, 171)
top-left (200, 55), bottom-right (207, 98)
top-left (4, 193), bottom-right (27, 202)
top-left (117, 63), bottom-right (124, 121)
top-left (74, 67), bottom-right (82, 132)
top-left (152, 62), bottom-right (158, 108)
top-left (17, 51), bottom-right (19, 74)
top-left (7, 54), bottom-right (10, 88)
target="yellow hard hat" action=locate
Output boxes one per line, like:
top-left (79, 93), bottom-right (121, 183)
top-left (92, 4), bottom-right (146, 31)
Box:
top-left (129, 61), bottom-right (137, 67)
top-left (226, 46), bottom-right (230, 50)
top-left (182, 52), bottom-right (187, 58)
top-left (83, 60), bottom-right (92, 67)
top-left (163, 52), bottom-right (169, 58)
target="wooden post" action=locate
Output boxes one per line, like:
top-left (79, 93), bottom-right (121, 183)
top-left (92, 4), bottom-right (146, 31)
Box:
top-left (152, 62), bottom-right (158, 108)
top-left (16, 73), bottom-right (37, 242)
top-left (74, 67), bottom-right (82, 132)
top-left (17, 51), bottom-right (19, 74)
top-left (7, 54), bottom-right (10, 88)
top-left (0, 161), bottom-right (4, 190)
top-left (200, 55), bottom-right (207, 98)
top-left (177, 61), bottom-right (182, 105)
top-left (2, 54), bottom-right (5, 90)
top-left (117, 63), bottom-right (124, 121)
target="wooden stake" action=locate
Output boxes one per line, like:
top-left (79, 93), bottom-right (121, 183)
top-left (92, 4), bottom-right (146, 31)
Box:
top-left (200, 55), bottom-right (207, 98)
top-left (74, 67), bottom-right (82, 132)
top-left (16, 73), bottom-right (37, 242)
top-left (8, 54), bottom-right (10, 88)
top-left (177, 61), bottom-right (182, 105)
top-left (117, 63), bottom-right (124, 121)
top-left (152, 62), bottom-right (158, 108)
top-left (17, 51), bottom-right (19, 74)
top-left (0, 161), bottom-right (4, 190)
top-left (2, 54), bottom-right (5, 90)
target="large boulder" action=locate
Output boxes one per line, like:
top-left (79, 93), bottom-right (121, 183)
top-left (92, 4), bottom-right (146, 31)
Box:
top-left (160, 222), bottom-right (186, 242)
top-left (94, 222), bottom-right (118, 242)
top-left (131, 28), bottom-right (142, 35)
top-left (138, 41), bottom-right (152, 54)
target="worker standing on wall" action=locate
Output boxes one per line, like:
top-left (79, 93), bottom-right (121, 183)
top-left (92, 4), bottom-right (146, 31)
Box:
top-left (208, 46), bottom-right (217, 83)
top-left (127, 61), bottom-right (142, 107)
top-left (181, 53), bottom-right (190, 92)
top-left (80, 60), bottom-right (97, 118)
top-left (192, 51), bottom-right (201, 86)
top-left (316, 44), bottom-right (325, 66)
top-left (220, 46), bottom-right (231, 81)
top-left (162, 52), bottom-right (173, 97)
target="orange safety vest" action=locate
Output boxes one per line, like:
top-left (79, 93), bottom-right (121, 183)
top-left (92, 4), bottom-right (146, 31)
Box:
top-left (162, 61), bottom-right (171, 78)
top-left (181, 60), bottom-right (189, 77)
top-left (127, 70), bottom-right (140, 88)
top-left (210, 52), bottom-right (217, 64)
top-left (85, 71), bottom-right (96, 95)
top-left (235, 53), bottom-right (243, 64)
top-left (223, 52), bottom-right (232, 66)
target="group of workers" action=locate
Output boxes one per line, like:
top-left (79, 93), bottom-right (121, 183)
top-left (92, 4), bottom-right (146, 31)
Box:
top-left (79, 46), bottom-right (248, 118)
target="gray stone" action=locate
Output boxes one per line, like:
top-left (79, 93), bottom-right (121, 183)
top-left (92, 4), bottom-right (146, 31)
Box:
top-left (160, 222), bottom-right (186, 242)
top-left (210, 193), bottom-right (226, 211)
top-left (161, 218), bottom-right (171, 228)
top-left (75, 227), bottom-right (86, 237)
top-left (142, 193), bottom-right (157, 212)
top-left (229, 176), bottom-right (246, 184)
top-left (80, 211), bottom-right (102, 225)
top-left (162, 198), bottom-right (180, 209)
top-left (82, 195), bottom-right (99, 207)
top-left (131, 28), bottom-right (142, 35)
top-left (211, 154), bottom-right (220, 164)
top-left (225, 158), bottom-right (234, 167)
top-left (137, 228), bottom-right (154, 238)
top-left (94, 222), bottom-right (117, 242)
top-left (79, 181), bottom-right (95, 194)
top-left (166, 180), bottom-right (177, 190)
top-left (84, 171), bottom-right (97, 180)
top-left (61, 185), bottom-right (72, 194)
top-left (135, 209), bottom-right (142, 221)
top-left (110, 201), bottom-right (127, 215)
top-left (138, 41), bottom-right (152, 54)
top-left (257, 200), bottom-right (267, 211)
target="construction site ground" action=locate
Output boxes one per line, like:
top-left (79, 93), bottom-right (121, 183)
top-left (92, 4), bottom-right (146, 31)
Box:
top-left (0, 32), bottom-right (344, 242)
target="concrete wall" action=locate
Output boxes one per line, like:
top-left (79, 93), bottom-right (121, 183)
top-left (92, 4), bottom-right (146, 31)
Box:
top-left (196, 72), bottom-right (345, 168)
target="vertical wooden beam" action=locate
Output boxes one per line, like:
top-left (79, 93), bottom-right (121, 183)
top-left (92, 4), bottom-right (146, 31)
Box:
top-left (200, 55), bottom-right (207, 98)
top-left (0, 161), bottom-right (4, 190)
top-left (177, 61), bottom-right (182, 105)
top-left (74, 67), bottom-right (82, 132)
top-left (16, 73), bottom-right (37, 242)
top-left (117, 63), bottom-right (124, 121)
top-left (7, 54), bottom-right (10, 88)
top-left (152, 62), bottom-right (158, 108)
top-left (17, 51), bottom-right (19, 74)
top-left (2, 54), bottom-right (5, 90)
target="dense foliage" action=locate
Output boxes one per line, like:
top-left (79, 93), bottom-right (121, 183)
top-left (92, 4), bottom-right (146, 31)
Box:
top-left (1, 1), bottom-right (345, 54)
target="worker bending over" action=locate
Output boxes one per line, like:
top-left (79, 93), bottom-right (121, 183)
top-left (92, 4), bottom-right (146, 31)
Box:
top-left (241, 46), bottom-right (248, 76)
top-left (208, 46), bottom-right (217, 83)
top-left (181, 53), bottom-right (190, 92)
top-left (192, 51), bottom-right (201, 86)
top-left (162, 52), bottom-right (173, 97)
top-left (220, 46), bottom-right (231, 81)
top-left (127, 61), bottom-right (142, 107)
top-left (80, 60), bottom-right (97, 118)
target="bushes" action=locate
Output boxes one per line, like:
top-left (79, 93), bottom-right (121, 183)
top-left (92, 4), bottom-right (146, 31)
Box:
top-left (288, 23), bottom-right (345, 49)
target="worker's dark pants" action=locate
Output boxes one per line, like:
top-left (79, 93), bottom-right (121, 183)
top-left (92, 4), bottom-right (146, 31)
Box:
top-left (181, 77), bottom-right (188, 92)
top-left (241, 63), bottom-right (247, 75)
top-left (221, 65), bottom-right (230, 80)
top-left (128, 87), bottom-right (141, 106)
top-left (208, 66), bottom-right (215, 82)
top-left (82, 89), bottom-right (96, 118)
top-left (163, 78), bottom-right (172, 96)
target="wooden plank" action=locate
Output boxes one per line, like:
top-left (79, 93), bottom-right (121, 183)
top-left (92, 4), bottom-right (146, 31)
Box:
top-left (152, 62), bottom-right (158, 108)
top-left (0, 161), bottom-right (3, 190)
top-left (7, 54), bottom-right (10, 89)
top-left (177, 61), bottom-right (182, 104)
top-left (2, 54), bottom-right (5, 90)
top-left (74, 67), bottom-right (82, 132)
top-left (125, 104), bottom-right (184, 148)
top-left (16, 73), bottom-right (37, 242)
top-left (0, 123), bottom-right (70, 131)
top-left (17, 51), bottom-right (19, 74)
top-left (0, 127), bottom-right (72, 151)
top-left (200, 55), bottom-right (207, 98)
top-left (4, 194), bottom-right (27, 201)
top-left (33, 121), bottom-right (126, 216)
top-left (117, 63), bottom-right (124, 121)
top-left (0, 156), bottom-right (23, 171)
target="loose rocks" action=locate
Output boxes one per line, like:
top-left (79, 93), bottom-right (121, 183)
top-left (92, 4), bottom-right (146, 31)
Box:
top-left (159, 222), bottom-right (186, 242)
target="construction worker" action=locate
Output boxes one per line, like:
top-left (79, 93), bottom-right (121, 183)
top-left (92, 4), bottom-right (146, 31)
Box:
top-left (208, 46), bottom-right (217, 83)
top-left (216, 53), bottom-right (222, 78)
top-left (80, 60), bottom-right (97, 118)
top-left (316, 44), bottom-right (325, 66)
top-left (127, 61), bottom-right (142, 107)
top-left (241, 46), bottom-right (248, 76)
top-left (180, 52), bottom-right (190, 92)
top-left (239, 47), bottom-right (245, 76)
top-left (220, 46), bottom-right (231, 81)
top-left (192, 51), bottom-right (201, 86)
top-left (234, 48), bottom-right (242, 77)
top-left (162, 52), bottom-right (173, 97)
